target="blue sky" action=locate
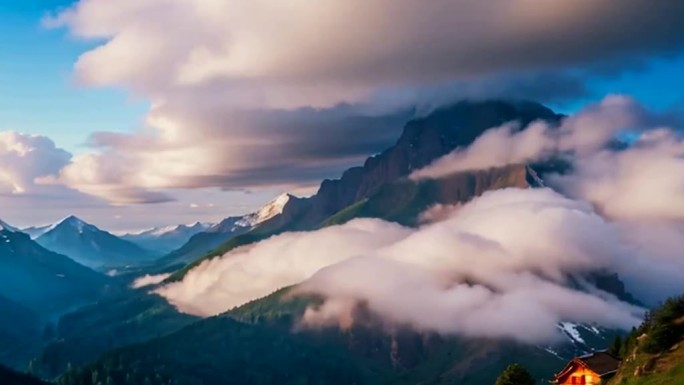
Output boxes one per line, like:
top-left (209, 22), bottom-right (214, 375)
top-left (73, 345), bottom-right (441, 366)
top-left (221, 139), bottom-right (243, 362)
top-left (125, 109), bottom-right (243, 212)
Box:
top-left (0, 0), bottom-right (148, 153)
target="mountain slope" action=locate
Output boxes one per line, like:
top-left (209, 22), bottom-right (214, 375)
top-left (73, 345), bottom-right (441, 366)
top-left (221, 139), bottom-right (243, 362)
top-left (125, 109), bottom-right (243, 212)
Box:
top-left (171, 100), bottom-right (561, 280)
top-left (32, 291), bottom-right (197, 379)
top-left (607, 295), bottom-right (684, 385)
top-left (284, 100), bottom-right (561, 230)
top-left (36, 216), bottom-right (157, 270)
top-left (0, 294), bottom-right (42, 365)
top-left (22, 225), bottom-right (52, 239)
top-left (0, 220), bottom-right (108, 315)
top-left (58, 285), bottom-right (630, 385)
top-left (121, 222), bottom-right (211, 254)
top-left (0, 364), bottom-right (49, 385)
top-left (159, 193), bottom-right (304, 266)
top-left (323, 163), bottom-right (532, 227)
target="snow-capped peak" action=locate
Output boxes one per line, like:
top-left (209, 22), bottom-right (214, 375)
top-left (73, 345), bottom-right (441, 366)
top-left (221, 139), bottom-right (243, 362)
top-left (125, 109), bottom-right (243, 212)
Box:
top-left (127, 222), bottom-right (212, 237)
top-left (254, 193), bottom-right (292, 224)
top-left (205, 193), bottom-right (298, 234)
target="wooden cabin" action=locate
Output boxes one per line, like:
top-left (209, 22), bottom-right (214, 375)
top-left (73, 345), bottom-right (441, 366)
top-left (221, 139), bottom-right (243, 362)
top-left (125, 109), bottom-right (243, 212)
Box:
top-left (552, 351), bottom-right (621, 385)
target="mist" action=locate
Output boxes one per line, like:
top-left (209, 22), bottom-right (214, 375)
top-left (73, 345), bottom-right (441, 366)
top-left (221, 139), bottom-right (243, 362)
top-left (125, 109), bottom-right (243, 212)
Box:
top-left (157, 186), bottom-right (661, 343)
top-left (150, 94), bottom-right (684, 345)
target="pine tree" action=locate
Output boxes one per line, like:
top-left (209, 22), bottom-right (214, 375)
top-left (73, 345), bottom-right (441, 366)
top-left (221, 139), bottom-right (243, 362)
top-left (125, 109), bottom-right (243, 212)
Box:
top-left (609, 335), bottom-right (623, 358)
top-left (495, 363), bottom-right (535, 385)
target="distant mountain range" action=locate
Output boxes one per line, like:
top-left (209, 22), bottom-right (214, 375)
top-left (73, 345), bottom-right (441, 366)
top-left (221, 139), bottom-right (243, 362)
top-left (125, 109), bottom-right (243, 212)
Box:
top-left (121, 222), bottom-right (212, 254)
top-left (159, 193), bottom-right (302, 266)
top-left (58, 100), bottom-right (612, 385)
top-left (34, 216), bottom-right (158, 271)
top-left (2, 100), bottom-right (645, 385)
top-left (21, 225), bottom-right (53, 239)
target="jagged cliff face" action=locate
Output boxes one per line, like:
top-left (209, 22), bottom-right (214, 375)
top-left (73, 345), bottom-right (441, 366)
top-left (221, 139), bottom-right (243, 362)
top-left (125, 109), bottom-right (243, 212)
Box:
top-left (279, 100), bottom-right (561, 228)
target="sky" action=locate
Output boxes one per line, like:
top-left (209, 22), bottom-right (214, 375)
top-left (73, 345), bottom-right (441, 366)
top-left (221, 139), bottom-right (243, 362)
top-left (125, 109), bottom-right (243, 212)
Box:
top-left (1, 0), bottom-right (683, 232)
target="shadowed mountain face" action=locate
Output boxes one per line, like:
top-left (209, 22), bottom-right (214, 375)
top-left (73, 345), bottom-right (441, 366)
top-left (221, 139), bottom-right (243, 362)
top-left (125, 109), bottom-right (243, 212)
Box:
top-left (0, 364), bottom-right (49, 385)
top-left (0, 294), bottom-right (42, 365)
top-left (0, 223), bottom-right (107, 316)
top-left (36, 216), bottom-right (157, 271)
top-left (59, 286), bottom-right (625, 385)
top-left (171, 100), bottom-right (563, 278)
top-left (282, 100), bottom-right (561, 229)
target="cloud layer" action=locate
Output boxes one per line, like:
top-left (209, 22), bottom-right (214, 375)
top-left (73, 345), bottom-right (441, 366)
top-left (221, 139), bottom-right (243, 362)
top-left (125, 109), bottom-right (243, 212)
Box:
top-left (43, 0), bottom-right (684, 203)
top-left (157, 96), bottom-right (684, 343)
top-left (157, 188), bottom-right (655, 343)
top-left (411, 95), bottom-right (647, 179)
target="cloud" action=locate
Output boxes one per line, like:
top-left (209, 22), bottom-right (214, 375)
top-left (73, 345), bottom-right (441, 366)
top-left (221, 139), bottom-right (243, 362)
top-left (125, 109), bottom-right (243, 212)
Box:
top-left (49, 1), bottom-right (684, 106)
top-left (42, 1), bottom-right (684, 202)
top-left (155, 95), bottom-right (684, 341)
top-left (410, 121), bottom-right (554, 179)
top-left (410, 95), bottom-right (684, 303)
top-left (549, 129), bottom-right (684, 221)
top-left (40, 152), bottom-right (175, 204)
top-left (132, 273), bottom-right (171, 288)
top-left (411, 95), bottom-right (643, 179)
top-left (157, 188), bottom-right (656, 343)
top-left (46, 105), bottom-right (413, 203)
top-left (157, 220), bottom-right (411, 316)
top-left (0, 131), bottom-right (72, 195)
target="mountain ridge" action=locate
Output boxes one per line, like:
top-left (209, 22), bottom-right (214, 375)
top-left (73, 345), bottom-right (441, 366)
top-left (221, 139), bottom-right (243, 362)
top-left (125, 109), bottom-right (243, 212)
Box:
top-left (36, 216), bottom-right (157, 271)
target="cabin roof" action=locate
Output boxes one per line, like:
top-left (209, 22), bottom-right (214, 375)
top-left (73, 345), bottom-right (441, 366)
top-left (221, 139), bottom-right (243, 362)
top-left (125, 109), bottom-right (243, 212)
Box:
top-left (576, 351), bottom-right (621, 376)
top-left (554, 351), bottom-right (621, 381)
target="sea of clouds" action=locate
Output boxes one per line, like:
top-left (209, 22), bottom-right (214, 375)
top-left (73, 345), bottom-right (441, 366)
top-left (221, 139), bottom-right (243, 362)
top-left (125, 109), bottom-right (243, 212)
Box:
top-left (156, 96), bottom-right (684, 344)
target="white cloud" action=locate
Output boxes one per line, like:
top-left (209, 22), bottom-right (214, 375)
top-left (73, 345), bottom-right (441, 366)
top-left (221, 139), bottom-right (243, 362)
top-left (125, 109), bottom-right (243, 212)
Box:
top-left (0, 131), bottom-right (72, 194)
top-left (41, 1), bottom-right (684, 203)
top-left (157, 220), bottom-right (411, 316)
top-left (410, 121), bottom-right (554, 179)
top-left (550, 128), bottom-right (684, 221)
top-left (411, 95), bottom-right (643, 180)
top-left (48, 1), bottom-right (684, 108)
top-left (151, 93), bottom-right (684, 337)
top-left (132, 273), bottom-right (171, 288)
top-left (157, 188), bottom-right (657, 344)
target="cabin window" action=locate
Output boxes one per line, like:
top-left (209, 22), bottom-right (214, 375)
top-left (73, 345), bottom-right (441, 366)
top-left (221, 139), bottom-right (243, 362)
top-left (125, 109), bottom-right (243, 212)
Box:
top-left (570, 375), bottom-right (586, 385)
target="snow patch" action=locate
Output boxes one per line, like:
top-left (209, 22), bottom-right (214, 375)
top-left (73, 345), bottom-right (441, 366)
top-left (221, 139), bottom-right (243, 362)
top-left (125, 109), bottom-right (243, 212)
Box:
top-left (558, 322), bottom-right (586, 344)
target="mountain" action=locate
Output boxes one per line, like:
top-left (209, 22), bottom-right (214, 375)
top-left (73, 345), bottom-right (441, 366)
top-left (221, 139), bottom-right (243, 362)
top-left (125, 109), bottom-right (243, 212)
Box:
top-left (0, 364), bottom-right (49, 385)
top-left (41, 99), bottom-right (642, 385)
top-left (121, 222), bottom-right (212, 254)
top-left (32, 292), bottom-right (197, 379)
top-left (0, 294), bottom-right (42, 365)
top-left (0, 219), bottom-right (20, 232)
top-left (22, 225), bottom-right (52, 239)
top-left (171, 100), bottom-right (563, 279)
top-left (58, 286), bottom-right (624, 385)
top-left (160, 193), bottom-right (305, 266)
top-left (0, 218), bottom-right (108, 315)
top-left (605, 295), bottom-right (684, 385)
top-left (280, 100), bottom-right (561, 229)
top-left (36, 216), bottom-right (158, 271)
